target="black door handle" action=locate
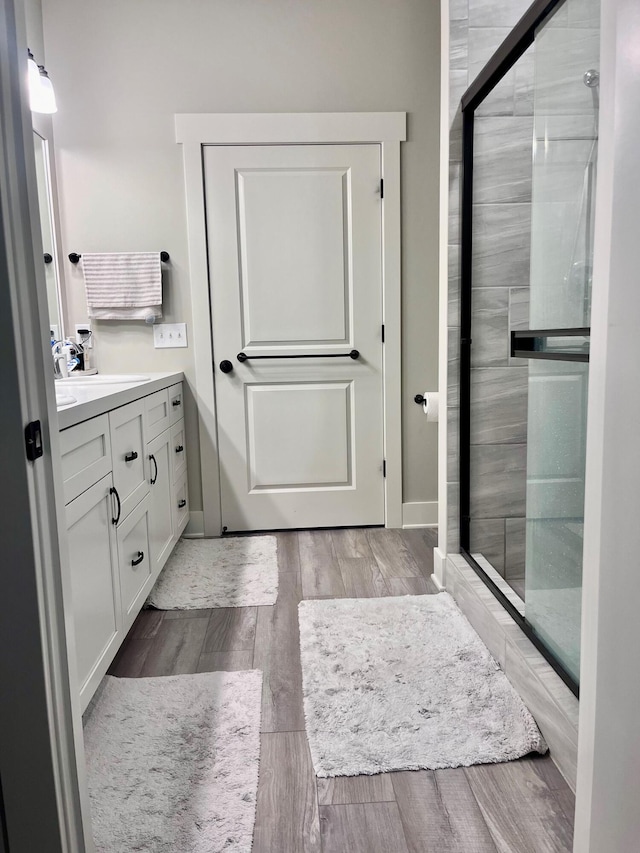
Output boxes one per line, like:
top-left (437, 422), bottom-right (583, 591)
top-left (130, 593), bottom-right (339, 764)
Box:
top-left (110, 486), bottom-right (121, 525)
top-left (131, 551), bottom-right (144, 567)
top-left (219, 360), bottom-right (234, 373)
top-left (178, 499), bottom-right (187, 509)
top-left (237, 349), bottom-right (359, 362)
top-left (124, 451), bottom-right (138, 463)
top-left (149, 453), bottom-right (158, 485)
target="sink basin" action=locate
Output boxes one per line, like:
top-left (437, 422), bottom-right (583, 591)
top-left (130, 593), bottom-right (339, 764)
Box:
top-left (55, 393), bottom-right (77, 407)
top-left (56, 374), bottom-right (151, 385)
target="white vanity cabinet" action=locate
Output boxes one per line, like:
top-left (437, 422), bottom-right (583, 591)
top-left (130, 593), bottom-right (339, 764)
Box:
top-left (59, 377), bottom-right (187, 710)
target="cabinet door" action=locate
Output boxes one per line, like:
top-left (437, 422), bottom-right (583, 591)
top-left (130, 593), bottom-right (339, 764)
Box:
top-left (147, 429), bottom-right (174, 579)
top-left (65, 473), bottom-right (121, 711)
top-left (110, 398), bottom-right (149, 519)
top-left (170, 418), bottom-right (187, 483)
top-left (172, 472), bottom-right (189, 539)
top-left (117, 495), bottom-right (153, 632)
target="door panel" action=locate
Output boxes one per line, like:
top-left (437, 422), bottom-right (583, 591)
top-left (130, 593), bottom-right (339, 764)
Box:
top-left (237, 168), bottom-right (351, 345)
top-left (246, 381), bottom-right (353, 490)
top-left (205, 144), bottom-right (384, 531)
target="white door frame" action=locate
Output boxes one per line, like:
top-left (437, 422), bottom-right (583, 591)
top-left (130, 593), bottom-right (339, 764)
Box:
top-left (176, 112), bottom-right (406, 536)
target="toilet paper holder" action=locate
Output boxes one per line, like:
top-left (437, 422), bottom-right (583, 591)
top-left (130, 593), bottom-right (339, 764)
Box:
top-left (414, 394), bottom-right (426, 405)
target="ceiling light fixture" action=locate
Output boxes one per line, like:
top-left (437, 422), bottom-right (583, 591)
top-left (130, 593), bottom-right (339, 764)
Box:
top-left (27, 49), bottom-right (58, 114)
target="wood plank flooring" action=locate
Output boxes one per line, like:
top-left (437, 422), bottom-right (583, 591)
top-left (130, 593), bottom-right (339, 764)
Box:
top-left (106, 527), bottom-right (575, 852)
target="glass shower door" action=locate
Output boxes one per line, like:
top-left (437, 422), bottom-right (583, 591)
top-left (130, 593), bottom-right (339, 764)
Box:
top-left (517, 0), bottom-right (600, 685)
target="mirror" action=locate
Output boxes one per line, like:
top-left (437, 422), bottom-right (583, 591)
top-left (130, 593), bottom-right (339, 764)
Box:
top-left (33, 129), bottom-right (65, 341)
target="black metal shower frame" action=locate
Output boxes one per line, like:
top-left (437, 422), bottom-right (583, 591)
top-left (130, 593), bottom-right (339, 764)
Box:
top-left (459, 0), bottom-right (583, 698)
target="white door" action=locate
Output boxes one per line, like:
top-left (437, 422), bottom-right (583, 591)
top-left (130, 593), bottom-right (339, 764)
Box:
top-left (204, 144), bottom-right (385, 531)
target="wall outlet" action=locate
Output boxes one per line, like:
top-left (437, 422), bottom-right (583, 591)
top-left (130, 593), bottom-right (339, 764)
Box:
top-left (49, 324), bottom-right (60, 341)
top-left (75, 322), bottom-right (93, 348)
top-left (153, 323), bottom-right (188, 349)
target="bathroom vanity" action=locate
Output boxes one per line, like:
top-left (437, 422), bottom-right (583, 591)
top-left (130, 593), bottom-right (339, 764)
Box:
top-left (57, 373), bottom-right (187, 710)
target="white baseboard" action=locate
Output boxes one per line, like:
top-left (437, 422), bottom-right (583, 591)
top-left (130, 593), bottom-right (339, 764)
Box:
top-left (432, 547), bottom-right (447, 589)
top-left (183, 510), bottom-right (204, 538)
top-left (402, 501), bottom-right (438, 528)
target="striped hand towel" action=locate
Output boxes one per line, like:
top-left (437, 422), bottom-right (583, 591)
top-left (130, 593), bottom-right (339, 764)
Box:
top-left (82, 252), bottom-right (163, 320)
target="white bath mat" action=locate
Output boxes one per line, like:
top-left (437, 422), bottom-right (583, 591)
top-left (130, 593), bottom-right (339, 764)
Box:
top-left (84, 671), bottom-right (262, 853)
top-left (298, 592), bottom-right (546, 777)
top-left (147, 535), bottom-right (278, 609)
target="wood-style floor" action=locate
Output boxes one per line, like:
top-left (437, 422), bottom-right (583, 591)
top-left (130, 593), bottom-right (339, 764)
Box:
top-left (107, 527), bottom-right (575, 853)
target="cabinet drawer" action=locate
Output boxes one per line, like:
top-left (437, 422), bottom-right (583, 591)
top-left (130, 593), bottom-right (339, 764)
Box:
top-left (168, 382), bottom-right (184, 425)
top-left (144, 388), bottom-right (171, 442)
top-left (65, 474), bottom-right (121, 709)
top-left (117, 495), bottom-right (152, 631)
top-left (60, 415), bottom-right (111, 504)
top-left (170, 419), bottom-right (187, 483)
top-left (110, 399), bottom-right (149, 520)
top-left (172, 472), bottom-right (189, 538)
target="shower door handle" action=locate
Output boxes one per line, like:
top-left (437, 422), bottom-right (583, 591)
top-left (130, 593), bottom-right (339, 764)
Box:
top-left (510, 328), bottom-right (590, 362)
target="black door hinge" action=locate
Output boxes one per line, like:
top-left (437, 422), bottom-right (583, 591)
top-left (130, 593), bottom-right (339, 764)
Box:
top-left (381, 324), bottom-right (385, 343)
top-left (383, 460), bottom-right (386, 478)
top-left (380, 179), bottom-right (384, 199)
top-left (25, 420), bottom-right (43, 462)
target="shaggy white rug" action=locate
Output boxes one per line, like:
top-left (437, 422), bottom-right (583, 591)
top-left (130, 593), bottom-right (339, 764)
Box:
top-left (147, 535), bottom-right (278, 609)
top-left (298, 593), bottom-right (546, 777)
top-left (83, 671), bottom-right (262, 853)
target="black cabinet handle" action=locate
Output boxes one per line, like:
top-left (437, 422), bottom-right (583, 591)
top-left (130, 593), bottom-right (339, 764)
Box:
top-left (44, 252), bottom-right (53, 264)
top-left (237, 349), bottom-right (359, 362)
top-left (172, 398), bottom-right (182, 407)
top-left (219, 360), bottom-right (234, 373)
top-left (110, 486), bottom-right (121, 525)
top-left (175, 445), bottom-right (184, 454)
top-left (131, 551), bottom-right (144, 567)
top-left (178, 499), bottom-right (187, 509)
top-left (149, 453), bottom-right (158, 485)
top-left (124, 451), bottom-right (138, 463)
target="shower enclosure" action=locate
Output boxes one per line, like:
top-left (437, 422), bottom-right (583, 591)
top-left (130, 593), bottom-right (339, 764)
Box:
top-left (459, 0), bottom-right (600, 693)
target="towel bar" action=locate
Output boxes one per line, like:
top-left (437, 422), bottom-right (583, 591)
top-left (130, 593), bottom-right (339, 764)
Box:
top-left (68, 251), bottom-right (170, 264)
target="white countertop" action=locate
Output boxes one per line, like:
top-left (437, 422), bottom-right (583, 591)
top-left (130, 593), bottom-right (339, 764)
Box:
top-left (56, 371), bottom-right (184, 430)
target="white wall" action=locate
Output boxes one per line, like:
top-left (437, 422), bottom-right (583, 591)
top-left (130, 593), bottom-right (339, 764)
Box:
top-left (41, 0), bottom-right (441, 515)
top-left (574, 0), bottom-right (640, 849)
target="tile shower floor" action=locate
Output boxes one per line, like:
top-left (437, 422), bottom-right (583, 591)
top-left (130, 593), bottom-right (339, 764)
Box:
top-left (107, 528), bottom-right (575, 852)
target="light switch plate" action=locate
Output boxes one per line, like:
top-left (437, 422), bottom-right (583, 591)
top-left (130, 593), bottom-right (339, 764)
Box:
top-left (153, 323), bottom-right (188, 348)
top-left (75, 322), bottom-right (93, 348)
